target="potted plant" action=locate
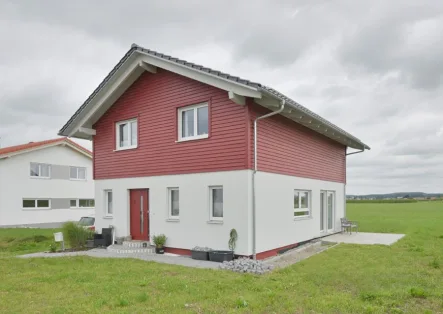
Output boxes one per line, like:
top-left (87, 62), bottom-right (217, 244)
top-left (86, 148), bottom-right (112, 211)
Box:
top-left (209, 229), bottom-right (237, 263)
top-left (153, 234), bottom-right (167, 254)
top-left (191, 246), bottom-right (212, 260)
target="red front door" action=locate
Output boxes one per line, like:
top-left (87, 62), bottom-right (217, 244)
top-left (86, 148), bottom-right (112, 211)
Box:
top-left (130, 189), bottom-right (149, 241)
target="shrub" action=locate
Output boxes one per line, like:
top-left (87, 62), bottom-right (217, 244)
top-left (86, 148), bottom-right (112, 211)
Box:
top-left (409, 287), bottom-right (427, 298)
top-left (49, 243), bottom-right (57, 253)
top-left (152, 234), bottom-right (167, 248)
top-left (62, 221), bottom-right (94, 249)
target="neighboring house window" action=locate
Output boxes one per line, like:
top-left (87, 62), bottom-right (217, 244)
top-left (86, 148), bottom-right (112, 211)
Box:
top-left (168, 188), bottom-right (179, 218)
top-left (209, 186), bottom-right (223, 220)
top-left (70, 200), bottom-right (78, 208)
top-left (178, 103), bottom-right (209, 141)
top-left (30, 163), bottom-right (51, 178)
top-left (105, 190), bottom-right (113, 216)
top-left (79, 199), bottom-right (95, 208)
top-left (22, 199), bottom-right (50, 209)
top-left (294, 190), bottom-right (311, 218)
top-left (70, 167), bottom-right (86, 180)
top-left (116, 119), bottom-right (138, 150)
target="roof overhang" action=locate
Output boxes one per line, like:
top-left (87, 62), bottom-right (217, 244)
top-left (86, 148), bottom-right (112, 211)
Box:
top-left (0, 140), bottom-right (92, 160)
top-left (59, 45), bottom-right (369, 150)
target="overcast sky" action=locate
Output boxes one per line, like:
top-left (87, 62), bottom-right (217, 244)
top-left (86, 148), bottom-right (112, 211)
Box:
top-left (1, 0), bottom-right (442, 194)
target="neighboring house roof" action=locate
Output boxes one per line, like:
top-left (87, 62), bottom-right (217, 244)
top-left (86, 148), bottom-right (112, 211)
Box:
top-left (0, 137), bottom-right (92, 159)
top-left (59, 44), bottom-right (370, 150)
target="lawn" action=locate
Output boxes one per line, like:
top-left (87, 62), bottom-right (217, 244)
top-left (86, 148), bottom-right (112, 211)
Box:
top-left (0, 202), bottom-right (442, 313)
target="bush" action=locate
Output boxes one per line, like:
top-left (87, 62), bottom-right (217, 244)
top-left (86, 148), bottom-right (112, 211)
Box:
top-left (152, 234), bottom-right (167, 248)
top-left (62, 222), bottom-right (94, 249)
top-left (49, 243), bottom-right (57, 253)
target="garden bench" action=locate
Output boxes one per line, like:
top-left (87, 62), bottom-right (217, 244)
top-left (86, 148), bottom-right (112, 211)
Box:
top-left (340, 218), bottom-right (358, 234)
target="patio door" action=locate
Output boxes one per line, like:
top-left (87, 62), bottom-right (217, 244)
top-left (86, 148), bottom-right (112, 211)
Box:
top-left (320, 191), bottom-right (335, 233)
top-left (130, 189), bottom-right (149, 241)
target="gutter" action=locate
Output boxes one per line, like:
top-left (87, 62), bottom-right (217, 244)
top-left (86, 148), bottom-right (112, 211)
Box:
top-left (251, 100), bottom-right (285, 259)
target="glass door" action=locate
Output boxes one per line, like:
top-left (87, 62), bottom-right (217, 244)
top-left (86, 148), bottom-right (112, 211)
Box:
top-left (327, 191), bottom-right (335, 232)
top-left (320, 191), bottom-right (326, 233)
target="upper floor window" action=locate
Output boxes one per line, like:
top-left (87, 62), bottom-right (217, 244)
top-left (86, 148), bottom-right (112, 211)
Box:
top-left (294, 190), bottom-right (311, 218)
top-left (30, 163), bottom-right (51, 178)
top-left (116, 118), bottom-right (137, 150)
top-left (178, 103), bottom-right (208, 141)
top-left (70, 167), bottom-right (86, 180)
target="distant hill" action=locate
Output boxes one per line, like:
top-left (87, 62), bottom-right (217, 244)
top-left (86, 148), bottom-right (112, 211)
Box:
top-left (347, 192), bottom-right (443, 199)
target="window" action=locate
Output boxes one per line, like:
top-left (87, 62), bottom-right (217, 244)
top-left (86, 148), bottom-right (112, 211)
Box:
top-left (30, 163), bottom-right (51, 178)
top-left (70, 167), bottom-right (86, 180)
top-left (70, 199), bottom-right (78, 208)
top-left (22, 199), bottom-right (50, 209)
top-left (105, 190), bottom-right (113, 216)
top-left (116, 119), bottom-right (137, 150)
top-left (178, 103), bottom-right (208, 141)
top-left (209, 186), bottom-right (223, 220)
top-left (168, 188), bottom-right (179, 218)
top-left (294, 190), bottom-right (311, 218)
top-left (79, 199), bottom-right (95, 208)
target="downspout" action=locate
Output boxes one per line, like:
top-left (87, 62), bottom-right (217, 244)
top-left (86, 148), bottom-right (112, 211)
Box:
top-left (344, 148), bottom-right (365, 217)
top-left (252, 100), bottom-right (285, 260)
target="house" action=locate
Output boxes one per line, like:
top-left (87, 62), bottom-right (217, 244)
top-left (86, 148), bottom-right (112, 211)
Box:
top-left (59, 44), bottom-right (369, 259)
top-left (0, 138), bottom-right (95, 227)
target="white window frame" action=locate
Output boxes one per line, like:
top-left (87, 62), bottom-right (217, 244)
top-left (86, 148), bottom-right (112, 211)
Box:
top-left (70, 166), bottom-right (87, 180)
top-left (70, 199), bottom-right (78, 208)
top-left (209, 186), bottom-right (223, 221)
top-left (78, 199), bottom-right (95, 208)
top-left (177, 103), bottom-right (209, 141)
top-left (168, 188), bottom-right (180, 219)
top-left (22, 199), bottom-right (51, 210)
top-left (30, 163), bottom-right (51, 179)
top-left (105, 190), bottom-right (113, 217)
top-left (115, 118), bottom-right (138, 150)
top-left (294, 190), bottom-right (311, 219)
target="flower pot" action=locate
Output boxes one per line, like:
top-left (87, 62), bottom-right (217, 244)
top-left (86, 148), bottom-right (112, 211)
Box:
top-left (191, 250), bottom-right (210, 260)
top-left (86, 239), bottom-right (95, 248)
top-left (208, 250), bottom-right (234, 263)
top-left (155, 247), bottom-right (165, 254)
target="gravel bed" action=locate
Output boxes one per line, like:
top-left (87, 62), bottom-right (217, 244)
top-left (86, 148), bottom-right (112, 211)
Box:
top-left (219, 257), bottom-right (274, 274)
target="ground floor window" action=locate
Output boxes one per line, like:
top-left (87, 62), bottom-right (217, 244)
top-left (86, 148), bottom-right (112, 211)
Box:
top-left (168, 188), bottom-right (179, 218)
top-left (209, 186), bottom-right (223, 220)
top-left (105, 190), bottom-right (113, 216)
top-left (70, 199), bottom-right (95, 208)
top-left (294, 190), bottom-right (311, 218)
top-left (22, 199), bottom-right (50, 209)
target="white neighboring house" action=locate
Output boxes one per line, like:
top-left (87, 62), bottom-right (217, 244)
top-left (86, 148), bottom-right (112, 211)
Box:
top-left (0, 137), bottom-right (94, 227)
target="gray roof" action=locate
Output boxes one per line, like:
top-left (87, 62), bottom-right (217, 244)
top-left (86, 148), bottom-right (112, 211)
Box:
top-left (59, 43), bottom-right (369, 150)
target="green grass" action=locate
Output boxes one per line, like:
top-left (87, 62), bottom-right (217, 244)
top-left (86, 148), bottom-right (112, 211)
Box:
top-left (1, 202), bottom-right (443, 313)
top-left (0, 228), bottom-right (60, 257)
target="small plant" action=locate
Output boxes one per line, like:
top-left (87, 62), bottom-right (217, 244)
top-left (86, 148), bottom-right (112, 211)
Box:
top-left (49, 243), bottom-right (57, 253)
top-left (235, 297), bottom-right (248, 308)
top-left (62, 221), bottom-right (94, 249)
top-left (409, 287), bottom-right (427, 299)
top-left (228, 228), bottom-right (238, 252)
top-left (429, 258), bottom-right (440, 269)
top-left (153, 234), bottom-right (167, 248)
top-left (360, 292), bottom-right (377, 302)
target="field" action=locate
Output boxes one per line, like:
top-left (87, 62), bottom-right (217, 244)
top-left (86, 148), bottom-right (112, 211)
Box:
top-left (0, 202), bottom-right (442, 313)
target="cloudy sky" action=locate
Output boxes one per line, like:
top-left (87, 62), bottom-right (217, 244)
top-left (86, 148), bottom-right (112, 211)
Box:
top-left (1, 0), bottom-right (442, 194)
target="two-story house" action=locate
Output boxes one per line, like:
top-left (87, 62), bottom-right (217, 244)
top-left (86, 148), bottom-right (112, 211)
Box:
top-left (0, 138), bottom-right (95, 227)
top-left (59, 44), bottom-right (369, 259)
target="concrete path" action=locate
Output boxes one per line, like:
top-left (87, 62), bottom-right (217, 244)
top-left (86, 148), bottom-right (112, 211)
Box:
top-left (17, 249), bottom-right (220, 269)
top-left (322, 232), bottom-right (405, 245)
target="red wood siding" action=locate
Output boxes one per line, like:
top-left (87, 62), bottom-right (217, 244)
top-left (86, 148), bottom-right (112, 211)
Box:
top-left (93, 69), bottom-right (249, 179)
top-left (248, 103), bottom-right (346, 183)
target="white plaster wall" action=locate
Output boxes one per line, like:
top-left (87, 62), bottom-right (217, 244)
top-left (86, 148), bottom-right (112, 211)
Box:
top-left (0, 145), bottom-right (94, 226)
top-left (95, 170), bottom-right (250, 255)
top-left (254, 171), bottom-right (345, 253)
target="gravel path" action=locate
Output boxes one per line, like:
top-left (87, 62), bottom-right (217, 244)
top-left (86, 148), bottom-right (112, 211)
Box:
top-left (17, 249), bottom-right (220, 269)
